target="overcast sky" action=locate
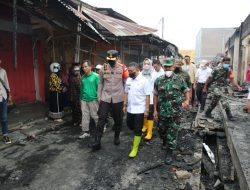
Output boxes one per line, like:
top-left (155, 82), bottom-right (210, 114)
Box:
top-left (83, 0), bottom-right (250, 50)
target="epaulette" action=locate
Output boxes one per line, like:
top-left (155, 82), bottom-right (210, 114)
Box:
top-left (103, 63), bottom-right (108, 71)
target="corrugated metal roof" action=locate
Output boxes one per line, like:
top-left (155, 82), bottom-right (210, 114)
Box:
top-left (58, 0), bottom-right (90, 22)
top-left (81, 6), bottom-right (157, 37)
top-left (57, 0), bottom-right (108, 42)
top-left (57, 0), bottom-right (157, 38)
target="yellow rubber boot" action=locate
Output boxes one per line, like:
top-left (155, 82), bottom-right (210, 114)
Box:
top-left (129, 136), bottom-right (141, 158)
top-left (142, 118), bottom-right (148, 133)
top-left (145, 120), bottom-right (154, 140)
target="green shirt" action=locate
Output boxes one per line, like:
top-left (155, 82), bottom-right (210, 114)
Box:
top-left (80, 72), bottom-right (99, 102)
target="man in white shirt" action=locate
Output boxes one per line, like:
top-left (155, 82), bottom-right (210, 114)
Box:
top-left (123, 62), bottom-right (150, 158)
top-left (0, 59), bottom-right (11, 144)
top-left (194, 60), bottom-right (212, 112)
top-left (152, 59), bottom-right (165, 83)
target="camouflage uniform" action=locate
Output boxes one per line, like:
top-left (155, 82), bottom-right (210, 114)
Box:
top-left (176, 70), bottom-right (192, 88)
top-left (206, 64), bottom-right (233, 114)
top-left (175, 70), bottom-right (191, 101)
top-left (154, 73), bottom-right (189, 150)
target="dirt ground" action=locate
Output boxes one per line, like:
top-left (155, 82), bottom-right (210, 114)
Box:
top-left (0, 111), bottom-right (200, 190)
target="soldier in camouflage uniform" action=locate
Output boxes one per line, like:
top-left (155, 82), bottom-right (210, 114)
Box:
top-left (174, 59), bottom-right (192, 101)
top-left (153, 59), bottom-right (190, 164)
top-left (202, 57), bottom-right (242, 120)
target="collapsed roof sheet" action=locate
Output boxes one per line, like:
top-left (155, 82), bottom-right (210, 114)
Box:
top-left (81, 6), bottom-right (157, 37)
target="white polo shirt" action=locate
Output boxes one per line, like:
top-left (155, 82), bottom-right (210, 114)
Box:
top-left (195, 67), bottom-right (212, 83)
top-left (150, 68), bottom-right (164, 104)
top-left (125, 74), bottom-right (151, 114)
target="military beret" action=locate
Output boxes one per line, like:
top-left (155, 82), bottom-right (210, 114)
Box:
top-left (162, 58), bottom-right (174, 67)
top-left (106, 50), bottom-right (118, 61)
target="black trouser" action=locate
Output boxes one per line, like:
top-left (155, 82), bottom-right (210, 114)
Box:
top-left (191, 84), bottom-right (195, 106)
top-left (196, 83), bottom-right (207, 110)
top-left (147, 104), bottom-right (154, 120)
top-left (96, 100), bottom-right (123, 137)
top-left (126, 112), bottom-right (144, 136)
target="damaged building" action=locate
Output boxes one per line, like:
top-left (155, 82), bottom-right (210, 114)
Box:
top-left (225, 14), bottom-right (250, 83)
top-left (0, 0), bottom-right (179, 104)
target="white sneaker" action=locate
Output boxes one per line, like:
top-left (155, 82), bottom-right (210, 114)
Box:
top-left (78, 132), bottom-right (90, 139)
top-left (55, 119), bottom-right (63, 122)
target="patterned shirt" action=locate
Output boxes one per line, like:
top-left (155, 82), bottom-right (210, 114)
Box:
top-left (0, 68), bottom-right (10, 102)
top-left (175, 70), bottom-right (191, 88)
top-left (49, 73), bottom-right (63, 92)
top-left (209, 64), bottom-right (234, 88)
top-left (154, 73), bottom-right (189, 118)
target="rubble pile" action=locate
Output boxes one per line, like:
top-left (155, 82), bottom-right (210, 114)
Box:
top-left (192, 98), bottom-right (240, 190)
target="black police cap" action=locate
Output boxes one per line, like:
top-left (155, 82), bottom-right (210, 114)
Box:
top-left (107, 50), bottom-right (118, 61)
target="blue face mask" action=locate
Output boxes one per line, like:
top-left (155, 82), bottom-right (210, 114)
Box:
top-left (223, 64), bottom-right (229, 69)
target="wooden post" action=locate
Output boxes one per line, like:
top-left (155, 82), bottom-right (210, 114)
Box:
top-left (75, 5), bottom-right (81, 63)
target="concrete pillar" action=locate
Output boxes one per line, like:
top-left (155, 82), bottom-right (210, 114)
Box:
top-left (242, 36), bottom-right (250, 82)
top-left (233, 36), bottom-right (240, 81)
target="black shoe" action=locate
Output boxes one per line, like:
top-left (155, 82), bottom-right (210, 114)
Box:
top-left (89, 136), bottom-right (101, 151)
top-left (3, 136), bottom-right (11, 144)
top-left (114, 132), bottom-right (120, 145)
top-left (199, 108), bottom-right (204, 113)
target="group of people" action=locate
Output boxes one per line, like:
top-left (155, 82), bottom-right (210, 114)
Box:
top-left (47, 50), bottom-right (249, 164)
top-left (1, 50), bottom-right (249, 166)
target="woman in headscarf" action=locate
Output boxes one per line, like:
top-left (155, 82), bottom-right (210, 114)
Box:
top-left (49, 62), bottom-right (64, 122)
top-left (141, 58), bottom-right (154, 140)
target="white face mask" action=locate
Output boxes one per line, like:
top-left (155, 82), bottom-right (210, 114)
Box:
top-left (143, 65), bottom-right (150, 70)
top-left (165, 71), bottom-right (173, 77)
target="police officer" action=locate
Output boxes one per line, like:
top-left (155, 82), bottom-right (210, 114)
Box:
top-left (90, 50), bottom-right (129, 150)
top-left (153, 59), bottom-right (190, 164)
top-left (202, 57), bottom-right (242, 120)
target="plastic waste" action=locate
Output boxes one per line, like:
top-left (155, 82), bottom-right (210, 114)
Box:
top-left (202, 143), bottom-right (215, 164)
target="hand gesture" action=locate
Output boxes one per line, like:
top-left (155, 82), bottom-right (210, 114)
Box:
top-left (182, 101), bottom-right (189, 110)
top-left (123, 106), bottom-right (127, 113)
top-left (238, 86), bottom-right (243, 91)
top-left (153, 111), bottom-right (158, 120)
top-left (202, 88), bottom-right (207, 95)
